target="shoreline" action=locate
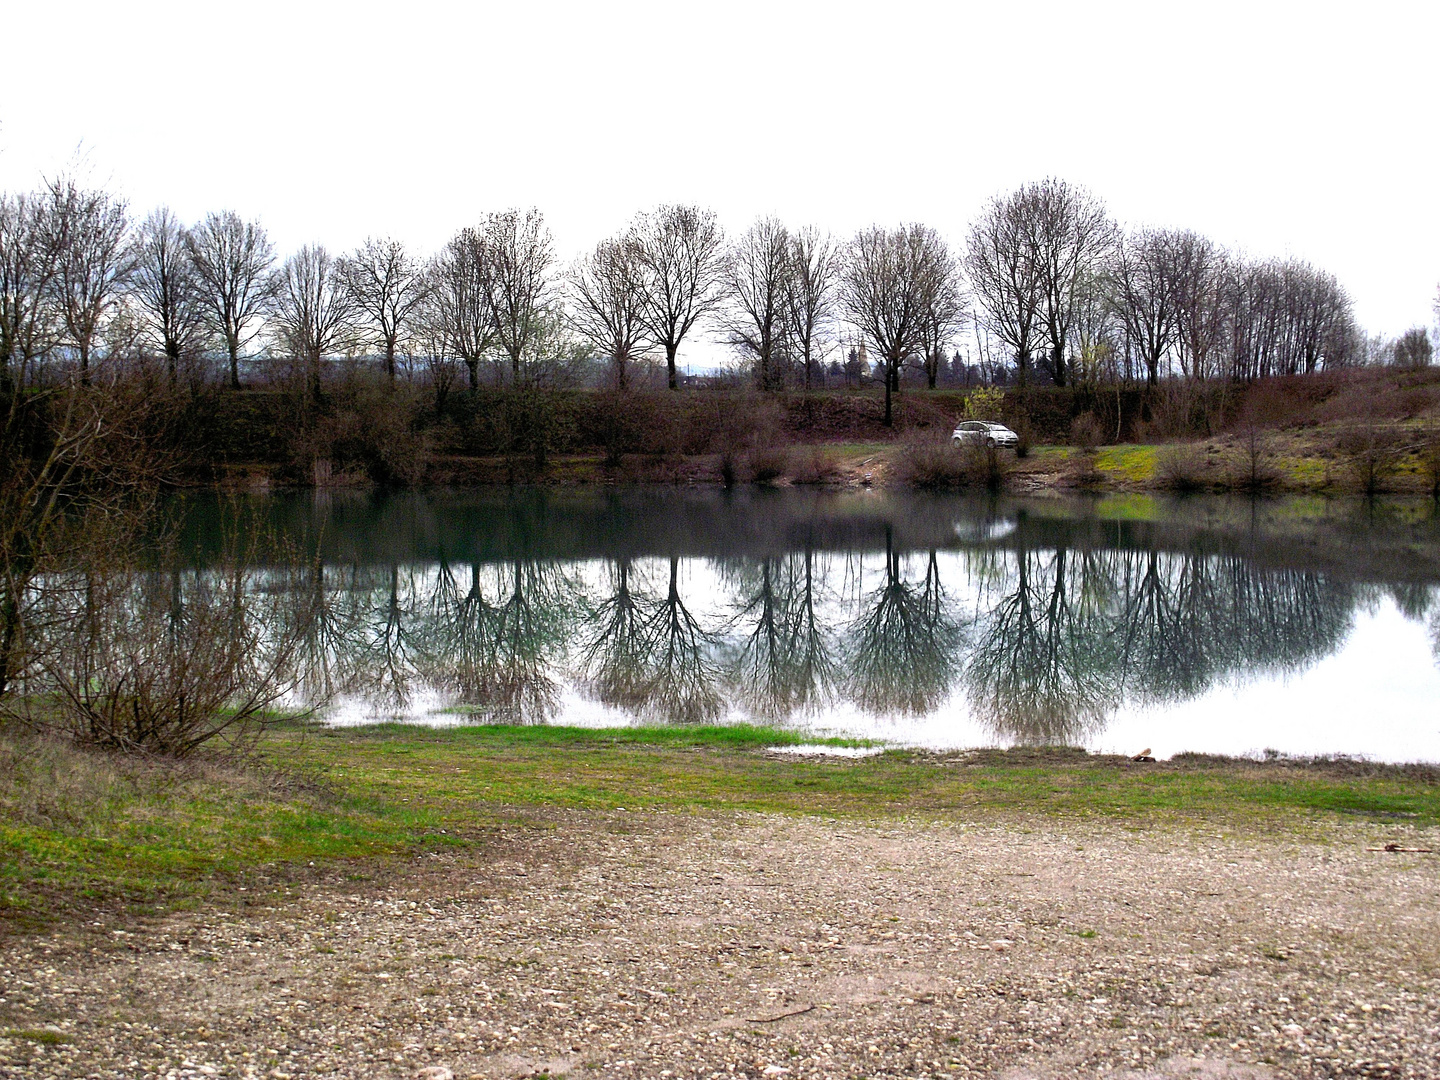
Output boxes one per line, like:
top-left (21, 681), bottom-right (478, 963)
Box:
top-left (191, 433), bottom-right (1440, 498)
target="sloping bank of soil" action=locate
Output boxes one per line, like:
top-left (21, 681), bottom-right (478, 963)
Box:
top-left (1, 811), bottom-right (1436, 1079)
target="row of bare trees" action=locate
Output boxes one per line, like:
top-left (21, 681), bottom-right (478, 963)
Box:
top-left (5, 173), bottom-right (1421, 415)
top-left (965, 178), bottom-right (1367, 388)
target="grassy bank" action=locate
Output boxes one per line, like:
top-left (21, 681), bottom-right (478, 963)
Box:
top-left (4, 723), bottom-right (1438, 932)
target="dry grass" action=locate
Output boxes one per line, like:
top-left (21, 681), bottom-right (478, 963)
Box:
top-left (893, 435), bottom-right (1009, 490)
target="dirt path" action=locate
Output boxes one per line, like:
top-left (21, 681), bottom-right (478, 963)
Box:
top-left (3, 811), bottom-right (1437, 1079)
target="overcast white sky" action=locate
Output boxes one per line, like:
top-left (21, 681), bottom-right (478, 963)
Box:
top-left (2, 0), bottom-right (1436, 348)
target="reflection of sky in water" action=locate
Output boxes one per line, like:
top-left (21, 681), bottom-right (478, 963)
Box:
top-left (301, 550), bottom-right (1440, 763)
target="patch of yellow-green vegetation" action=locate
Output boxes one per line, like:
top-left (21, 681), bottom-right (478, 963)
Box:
top-left (1025, 445), bottom-right (1070, 461)
top-left (1269, 453), bottom-right (1330, 489)
top-left (5, 724), bottom-right (1437, 928)
top-left (1090, 493), bottom-right (1163, 520)
top-left (3, 1029), bottom-right (71, 1045)
top-left (1094, 444), bottom-right (1158, 482)
top-left (1264, 494), bottom-right (1333, 520)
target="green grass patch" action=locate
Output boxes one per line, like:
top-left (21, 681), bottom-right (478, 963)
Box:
top-left (1094, 444), bottom-right (1158, 482)
top-left (3, 725), bottom-right (1437, 929)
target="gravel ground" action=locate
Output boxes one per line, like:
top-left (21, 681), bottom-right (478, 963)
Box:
top-left (2, 811), bottom-right (1437, 1080)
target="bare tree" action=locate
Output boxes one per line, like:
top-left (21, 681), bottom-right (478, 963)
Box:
top-left (132, 208), bottom-right (206, 384)
top-left (718, 217), bottom-right (792, 391)
top-left (426, 228), bottom-right (494, 390)
top-left (1392, 327), bottom-right (1433, 371)
top-left (966, 193), bottom-right (1044, 387)
top-left (186, 211), bottom-right (275, 389)
top-left (913, 226), bottom-right (965, 389)
top-left (632, 204), bottom-right (725, 390)
top-left (1220, 258), bottom-right (1357, 381)
top-left (50, 178), bottom-right (132, 385)
top-left (271, 245), bottom-right (358, 402)
top-left (784, 226), bottom-right (838, 390)
top-left (339, 237), bottom-right (428, 384)
top-left (841, 224), bottom-right (934, 426)
top-left (0, 190), bottom-right (65, 394)
top-left (480, 208), bottom-right (556, 385)
top-left (1283, 261), bottom-right (1353, 374)
top-left (1170, 232), bottom-right (1229, 381)
top-left (567, 235), bottom-right (652, 390)
top-left (1112, 229), bottom-right (1184, 385)
top-left (1026, 178), bottom-right (1117, 387)
top-left (1069, 267), bottom-right (1123, 387)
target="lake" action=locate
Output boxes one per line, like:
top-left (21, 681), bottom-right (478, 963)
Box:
top-left (171, 487), bottom-right (1440, 762)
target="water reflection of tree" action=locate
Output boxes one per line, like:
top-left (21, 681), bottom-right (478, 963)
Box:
top-left (1112, 549), bottom-right (1224, 706)
top-left (290, 556), bottom-right (369, 704)
top-left (848, 537), bottom-right (961, 716)
top-left (576, 556), bottom-right (723, 724)
top-left (413, 560), bottom-right (575, 724)
top-left (964, 545), bottom-right (1117, 744)
top-left (962, 543), bottom-right (1361, 745)
top-left (640, 557), bottom-right (723, 724)
top-left (579, 560), bottom-right (652, 712)
top-left (260, 522), bottom-right (1398, 736)
top-left (726, 549), bottom-right (838, 721)
top-left (349, 564), bottom-right (424, 712)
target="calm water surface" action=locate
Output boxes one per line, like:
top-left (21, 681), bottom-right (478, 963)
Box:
top-left (175, 488), bottom-right (1440, 761)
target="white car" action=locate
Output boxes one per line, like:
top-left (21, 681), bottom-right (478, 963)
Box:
top-left (952, 421), bottom-right (1019, 448)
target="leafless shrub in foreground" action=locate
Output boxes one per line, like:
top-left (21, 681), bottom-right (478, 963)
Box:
top-left (5, 550), bottom-right (317, 757)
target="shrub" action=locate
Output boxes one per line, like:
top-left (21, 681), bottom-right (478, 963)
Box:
top-left (1013, 416), bottom-right (1033, 459)
top-left (584, 390), bottom-right (668, 464)
top-left (1156, 446), bottom-right (1209, 492)
top-left (1231, 424), bottom-right (1281, 492)
top-left (1338, 426), bottom-right (1401, 496)
top-left (962, 386), bottom-right (1005, 422)
top-left (748, 446), bottom-right (789, 483)
top-left (4, 554), bottom-right (313, 757)
top-left (1069, 412), bottom-right (1103, 451)
top-left (1066, 451), bottom-right (1105, 490)
top-left (895, 435), bottom-right (1008, 491)
top-left (789, 447), bottom-right (840, 486)
top-left (283, 384), bottom-right (431, 487)
top-left (1420, 438), bottom-right (1440, 499)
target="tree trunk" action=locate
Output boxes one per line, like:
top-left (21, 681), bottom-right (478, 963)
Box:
top-left (0, 576), bottom-right (23, 699)
top-left (309, 347), bottom-right (323, 404)
top-left (385, 340), bottom-right (397, 384)
top-left (667, 344), bottom-right (679, 390)
top-left (466, 358), bottom-right (478, 390)
top-left (883, 362), bottom-right (893, 427)
top-left (228, 339), bottom-right (242, 390)
top-left (1051, 343), bottom-right (1067, 388)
